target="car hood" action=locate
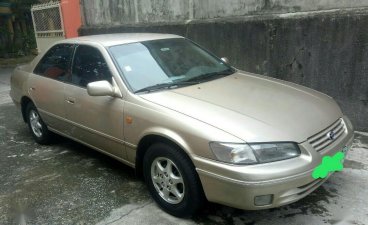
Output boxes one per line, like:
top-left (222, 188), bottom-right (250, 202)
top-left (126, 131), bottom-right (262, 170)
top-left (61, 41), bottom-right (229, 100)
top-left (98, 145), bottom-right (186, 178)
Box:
top-left (140, 71), bottom-right (343, 143)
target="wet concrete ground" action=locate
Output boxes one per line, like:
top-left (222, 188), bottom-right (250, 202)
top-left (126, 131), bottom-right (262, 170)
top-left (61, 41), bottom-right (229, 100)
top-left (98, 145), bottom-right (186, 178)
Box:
top-left (1, 68), bottom-right (368, 225)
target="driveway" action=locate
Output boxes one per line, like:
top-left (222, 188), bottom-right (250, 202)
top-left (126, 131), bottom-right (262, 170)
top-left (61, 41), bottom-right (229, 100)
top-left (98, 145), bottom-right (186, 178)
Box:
top-left (0, 68), bottom-right (367, 225)
top-left (0, 68), bottom-right (12, 105)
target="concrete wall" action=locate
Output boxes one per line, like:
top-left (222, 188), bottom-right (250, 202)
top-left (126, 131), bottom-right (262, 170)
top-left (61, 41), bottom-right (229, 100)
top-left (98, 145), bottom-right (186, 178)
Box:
top-left (193, 0), bottom-right (368, 18)
top-left (81, 0), bottom-right (368, 25)
top-left (138, 0), bottom-right (190, 23)
top-left (80, 0), bottom-right (190, 26)
top-left (81, 0), bottom-right (136, 26)
top-left (80, 8), bottom-right (368, 131)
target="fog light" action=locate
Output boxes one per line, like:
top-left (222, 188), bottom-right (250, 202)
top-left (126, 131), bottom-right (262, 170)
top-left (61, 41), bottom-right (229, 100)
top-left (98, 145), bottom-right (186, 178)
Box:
top-left (254, 194), bottom-right (273, 206)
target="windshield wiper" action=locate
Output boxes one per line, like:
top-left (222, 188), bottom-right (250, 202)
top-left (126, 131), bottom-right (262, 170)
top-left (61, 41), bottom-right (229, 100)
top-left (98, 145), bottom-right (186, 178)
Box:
top-left (134, 68), bottom-right (234, 94)
top-left (134, 81), bottom-right (200, 94)
top-left (186, 69), bottom-right (235, 82)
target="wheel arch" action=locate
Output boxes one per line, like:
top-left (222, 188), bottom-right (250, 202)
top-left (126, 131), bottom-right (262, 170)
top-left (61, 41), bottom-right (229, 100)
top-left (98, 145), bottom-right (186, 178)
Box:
top-left (21, 96), bottom-right (33, 123)
top-left (135, 133), bottom-right (194, 178)
top-left (137, 133), bottom-right (207, 217)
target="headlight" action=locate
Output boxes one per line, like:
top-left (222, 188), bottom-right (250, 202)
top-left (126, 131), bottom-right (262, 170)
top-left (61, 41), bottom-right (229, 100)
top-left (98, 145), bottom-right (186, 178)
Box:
top-left (210, 142), bottom-right (258, 164)
top-left (209, 142), bottom-right (300, 165)
top-left (249, 142), bottom-right (300, 163)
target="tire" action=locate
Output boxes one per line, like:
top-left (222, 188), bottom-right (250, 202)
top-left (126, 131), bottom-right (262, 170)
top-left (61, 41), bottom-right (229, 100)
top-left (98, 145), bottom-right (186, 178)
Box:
top-left (143, 142), bottom-right (205, 218)
top-left (26, 102), bottom-right (53, 144)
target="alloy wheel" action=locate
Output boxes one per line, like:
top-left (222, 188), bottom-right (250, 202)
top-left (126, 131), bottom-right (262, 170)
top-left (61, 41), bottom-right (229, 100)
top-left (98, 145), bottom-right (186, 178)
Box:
top-left (29, 110), bottom-right (43, 138)
top-left (151, 157), bottom-right (185, 204)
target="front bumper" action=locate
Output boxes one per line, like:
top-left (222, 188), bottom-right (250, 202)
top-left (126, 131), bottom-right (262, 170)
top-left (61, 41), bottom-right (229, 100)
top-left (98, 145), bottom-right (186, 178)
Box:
top-left (193, 117), bottom-right (354, 210)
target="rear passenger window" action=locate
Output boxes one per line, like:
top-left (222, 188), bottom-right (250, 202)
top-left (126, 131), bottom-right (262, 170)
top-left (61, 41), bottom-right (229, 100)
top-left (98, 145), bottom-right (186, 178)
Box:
top-left (34, 44), bottom-right (74, 81)
top-left (71, 45), bottom-right (112, 88)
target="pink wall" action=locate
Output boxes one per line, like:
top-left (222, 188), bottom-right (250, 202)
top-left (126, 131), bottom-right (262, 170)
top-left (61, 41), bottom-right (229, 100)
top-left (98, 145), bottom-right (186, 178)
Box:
top-left (60, 0), bottom-right (82, 38)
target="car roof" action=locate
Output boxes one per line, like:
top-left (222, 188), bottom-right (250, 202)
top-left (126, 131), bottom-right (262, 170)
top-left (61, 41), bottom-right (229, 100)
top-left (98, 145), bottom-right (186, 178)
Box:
top-left (60, 33), bottom-right (184, 47)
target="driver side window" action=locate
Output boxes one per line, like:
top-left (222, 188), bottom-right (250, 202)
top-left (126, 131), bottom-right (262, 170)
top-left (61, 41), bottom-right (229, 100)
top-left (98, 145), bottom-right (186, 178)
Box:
top-left (71, 45), bottom-right (112, 88)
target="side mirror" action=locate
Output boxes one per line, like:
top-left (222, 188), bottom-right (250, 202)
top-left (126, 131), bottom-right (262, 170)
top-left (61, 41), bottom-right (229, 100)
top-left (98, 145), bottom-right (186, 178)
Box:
top-left (87, 80), bottom-right (115, 97)
top-left (221, 57), bottom-right (229, 64)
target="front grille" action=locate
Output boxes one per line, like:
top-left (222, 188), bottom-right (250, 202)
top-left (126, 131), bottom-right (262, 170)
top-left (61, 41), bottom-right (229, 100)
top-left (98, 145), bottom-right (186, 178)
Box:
top-left (308, 118), bottom-right (346, 152)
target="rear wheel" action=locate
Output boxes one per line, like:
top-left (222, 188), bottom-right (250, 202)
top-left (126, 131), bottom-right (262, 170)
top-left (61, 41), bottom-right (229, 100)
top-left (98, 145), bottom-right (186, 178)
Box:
top-left (143, 142), bottom-right (205, 217)
top-left (26, 102), bottom-right (52, 144)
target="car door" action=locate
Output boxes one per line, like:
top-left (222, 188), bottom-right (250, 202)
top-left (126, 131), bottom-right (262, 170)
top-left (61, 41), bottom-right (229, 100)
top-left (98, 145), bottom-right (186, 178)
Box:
top-left (29, 44), bottom-right (74, 134)
top-left (64, 44), bottom-right (126, 159)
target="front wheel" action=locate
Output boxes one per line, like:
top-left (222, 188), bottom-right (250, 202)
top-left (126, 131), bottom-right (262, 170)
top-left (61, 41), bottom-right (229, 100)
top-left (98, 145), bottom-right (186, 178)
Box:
top-left (143, 142), bottom-right (205, 217)
top-left (26, 102), bottom-right (52, 144)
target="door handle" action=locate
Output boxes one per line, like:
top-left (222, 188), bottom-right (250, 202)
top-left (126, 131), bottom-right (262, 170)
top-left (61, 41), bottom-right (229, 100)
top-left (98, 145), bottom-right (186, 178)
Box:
top-left (66, 97), bottom-right (76, 104)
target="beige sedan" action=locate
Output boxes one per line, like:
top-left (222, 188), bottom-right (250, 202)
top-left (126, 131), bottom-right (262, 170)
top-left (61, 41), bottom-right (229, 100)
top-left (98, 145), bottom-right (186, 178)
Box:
top-left (10, 33), bottom-right (354, 217)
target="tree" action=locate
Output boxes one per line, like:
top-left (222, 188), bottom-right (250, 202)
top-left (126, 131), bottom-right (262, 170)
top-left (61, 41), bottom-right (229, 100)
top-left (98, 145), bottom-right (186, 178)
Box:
top-left (12, 0), bottom-right (40, 20)
top-left (10, 0), bottom-right (39, 55)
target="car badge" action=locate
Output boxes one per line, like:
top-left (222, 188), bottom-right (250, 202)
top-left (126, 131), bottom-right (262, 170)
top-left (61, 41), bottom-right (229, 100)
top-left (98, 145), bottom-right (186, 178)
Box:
top-left (327, 131), bottom-right (336, 140)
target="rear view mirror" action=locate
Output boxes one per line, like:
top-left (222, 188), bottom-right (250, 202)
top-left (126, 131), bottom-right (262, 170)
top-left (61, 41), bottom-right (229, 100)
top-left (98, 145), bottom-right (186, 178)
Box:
top-left (87, 81), bottom-right (115, 97)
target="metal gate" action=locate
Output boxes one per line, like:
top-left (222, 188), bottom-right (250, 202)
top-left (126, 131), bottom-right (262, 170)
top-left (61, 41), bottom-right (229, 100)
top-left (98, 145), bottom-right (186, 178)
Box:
top-left (31, 1), bottom-right (65, 53)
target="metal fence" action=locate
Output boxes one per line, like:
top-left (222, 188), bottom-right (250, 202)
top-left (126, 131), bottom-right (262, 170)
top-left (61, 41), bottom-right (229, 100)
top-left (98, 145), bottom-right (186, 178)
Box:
top-left (31, 1), bottom-right (65, 52)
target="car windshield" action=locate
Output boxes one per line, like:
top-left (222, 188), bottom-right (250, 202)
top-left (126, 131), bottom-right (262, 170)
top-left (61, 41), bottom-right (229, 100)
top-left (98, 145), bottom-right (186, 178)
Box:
top-left (109, 38), bottom-right (235, 93)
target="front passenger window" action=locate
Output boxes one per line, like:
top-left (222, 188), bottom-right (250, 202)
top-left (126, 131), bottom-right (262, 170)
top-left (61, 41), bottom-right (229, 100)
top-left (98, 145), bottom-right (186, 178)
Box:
top-left (71, 45), bottom-right (112, 88)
